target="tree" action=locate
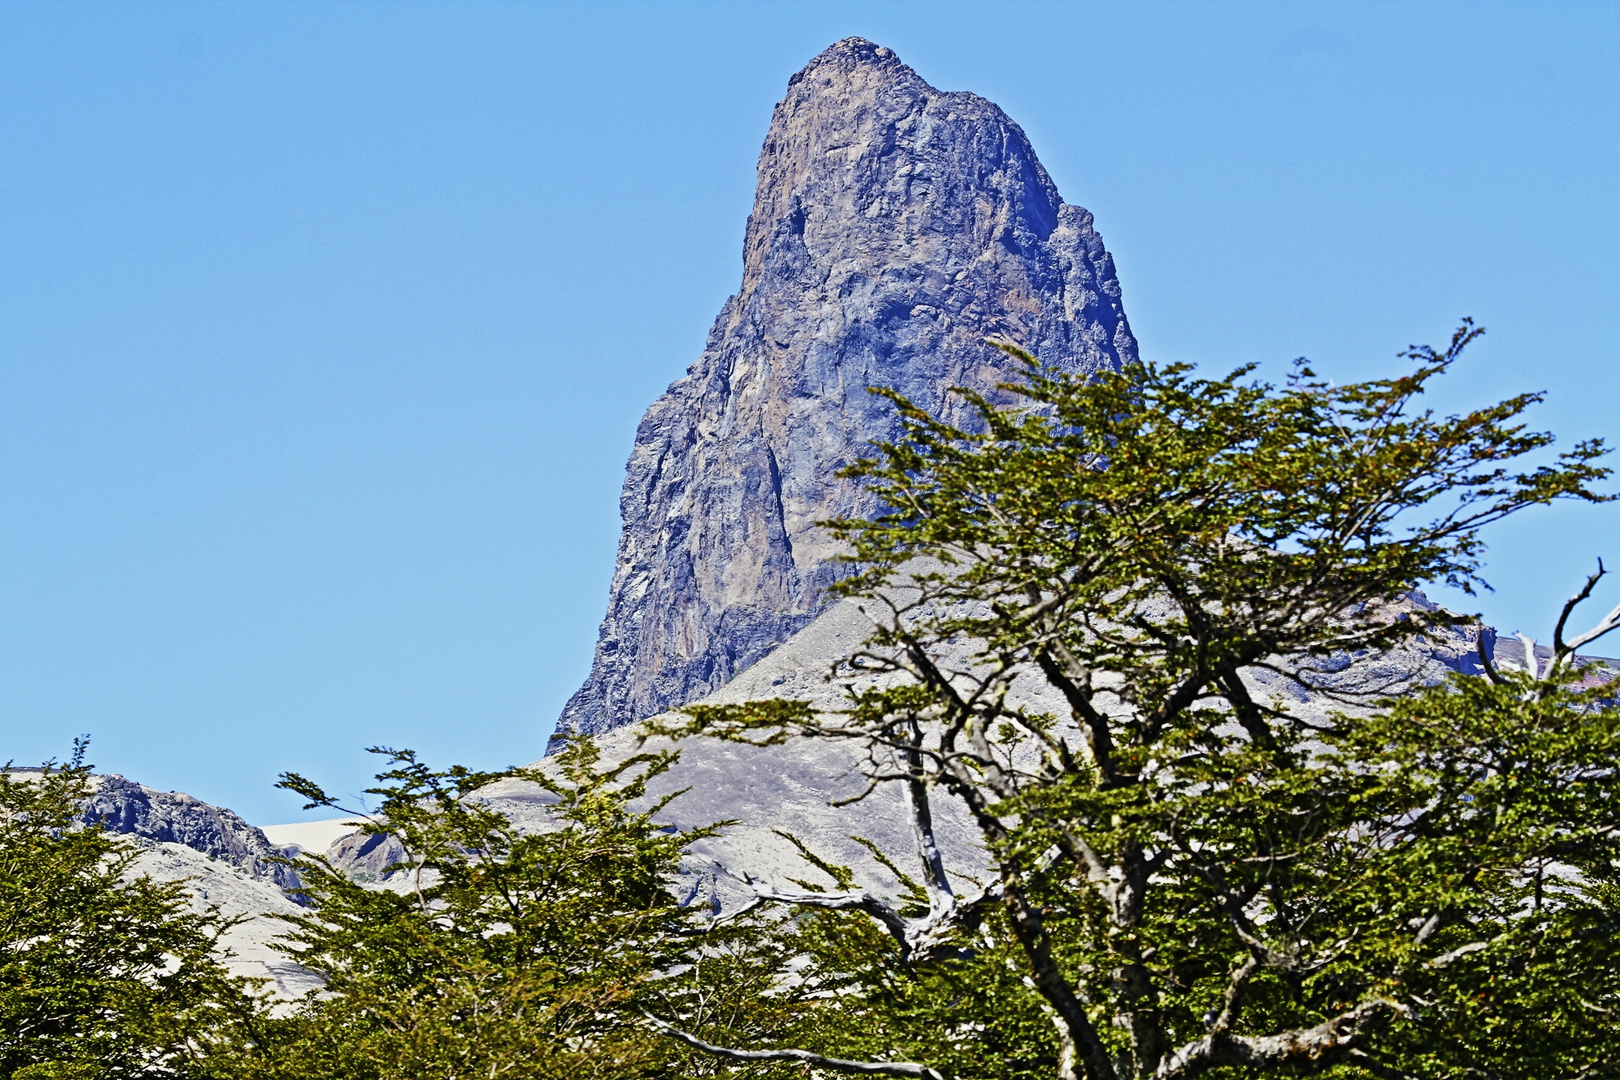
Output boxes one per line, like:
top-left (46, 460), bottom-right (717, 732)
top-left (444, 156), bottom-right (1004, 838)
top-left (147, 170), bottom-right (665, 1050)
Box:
top-left (0, 741), bottom-right (261, 1079)
top-left (659, 325), bottom-right (1620, 1079)
top-left (227, 739), bottom-right (806, 1079)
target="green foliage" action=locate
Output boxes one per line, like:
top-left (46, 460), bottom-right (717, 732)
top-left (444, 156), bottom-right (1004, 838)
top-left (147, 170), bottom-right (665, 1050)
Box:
top-left (1321, 669), bottom-right (1620, 1077)
top-left (782, 901), bottom-right (1063, 1079)
top-left (10, 325), bottom-right (1617, 1080)
top-left (221, 739), bottom-right (805, 1079)
top-left (836, 322), bottom-right (1609, 711)
top-left (668, 328), bottom-right (1620, 1079)
top-left (0, 740), bottom-right (261, 1079)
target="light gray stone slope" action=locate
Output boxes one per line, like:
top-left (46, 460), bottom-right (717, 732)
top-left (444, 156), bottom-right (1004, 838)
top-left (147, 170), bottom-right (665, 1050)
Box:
top-left (130, 840), bottom-right (322, 999)
top-left (556, 37), bottom-right (1137, 742)
top-left (0, 770), bottom-right (318, 996)
top-left (78, 774), bottom-right (322, 994)
top-left (523, 592), bottom-right (1601, 913)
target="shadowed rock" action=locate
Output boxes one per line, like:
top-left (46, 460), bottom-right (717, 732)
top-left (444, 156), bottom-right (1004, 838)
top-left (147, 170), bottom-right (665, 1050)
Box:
top-left (556, 38), bottom-right (1137, 742)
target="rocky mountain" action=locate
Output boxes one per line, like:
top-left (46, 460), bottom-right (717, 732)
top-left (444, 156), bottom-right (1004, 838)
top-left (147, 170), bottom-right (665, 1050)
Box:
top-left (77, 773), bottom-right (300, 891)
top-left (15, 38), bottom-right (1590, 1006)
top-left (555, 38), bottom-right (1137, 742)
top-left (0, 769), bottom-right (320, 995)
top-left (323, 828), bottom-right (409, 883)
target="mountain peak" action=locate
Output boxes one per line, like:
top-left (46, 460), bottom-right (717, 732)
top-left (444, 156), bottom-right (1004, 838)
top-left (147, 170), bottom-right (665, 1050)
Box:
top-left (790, 37), bottom-right (912, 83)
top-left (554, 41), bottom-right (1136, 742)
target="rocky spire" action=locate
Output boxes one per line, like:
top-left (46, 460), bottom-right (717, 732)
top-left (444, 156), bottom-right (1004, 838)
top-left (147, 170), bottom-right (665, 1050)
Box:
top-left (554, 38), bottom-right (1137, 741)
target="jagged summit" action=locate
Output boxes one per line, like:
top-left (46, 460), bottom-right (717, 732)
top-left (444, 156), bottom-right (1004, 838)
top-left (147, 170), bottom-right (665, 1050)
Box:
top-left (553, 40), bottom-right (1136, 742)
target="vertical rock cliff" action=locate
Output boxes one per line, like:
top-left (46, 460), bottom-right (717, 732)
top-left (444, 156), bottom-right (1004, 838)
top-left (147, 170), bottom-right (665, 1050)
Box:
top-left (555, 38), bottom-right (1138, 741)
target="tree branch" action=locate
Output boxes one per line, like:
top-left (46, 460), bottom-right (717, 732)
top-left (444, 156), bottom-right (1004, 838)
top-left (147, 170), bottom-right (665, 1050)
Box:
top-left (905, 881), bottom-right (1004, 965)
top-left (1344, 1048), bottom-right (1423, 1080)
top-left (1476, 623), bottom-right (1508, 686)
top-left (1032, 642), bottom-right (1119, 785)
top-left (642, 1012), bottom-right (946, 1080)
top-left (718, 875), bottom-right (911, 957)
top-left (1208, 955), bottom-right (1259, 1036)
top-left (1157, 997), bottom-right (1408, 1079)
top-left (1513, 632), bottom-right (1542, 679)
top-left (1553, 559), bottom-right (1607, 655)
top-left (901, 721), bottom-right (956, 919)
top-left (1554, 560), bottom-right (1620, 663)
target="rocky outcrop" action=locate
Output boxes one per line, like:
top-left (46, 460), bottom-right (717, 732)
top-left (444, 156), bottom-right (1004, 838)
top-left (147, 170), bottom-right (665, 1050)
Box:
top-left (556, 38), bottom-right (1137, 741)
top-left (78, 774), bottom-right (300, 891)
top-left (324, 829), bottom-right (409, 883)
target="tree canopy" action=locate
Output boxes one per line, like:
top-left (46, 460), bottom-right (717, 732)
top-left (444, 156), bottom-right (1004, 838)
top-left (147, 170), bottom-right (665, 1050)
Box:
top-left (665, 325), bottom-right (1620, 1079)
top-left (0, 741), bottom-right (260, 1079)
top-left (215, 739), bottom-right (806, 1079)
top-left (7, 326), bottom-right (1618, 1080)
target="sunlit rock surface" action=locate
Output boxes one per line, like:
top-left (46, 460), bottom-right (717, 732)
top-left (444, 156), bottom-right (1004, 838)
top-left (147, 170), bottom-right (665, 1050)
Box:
top-left (130, 840), bottom-right (321, 1000)
top-left (555, 37), bottom-right (1137, 741)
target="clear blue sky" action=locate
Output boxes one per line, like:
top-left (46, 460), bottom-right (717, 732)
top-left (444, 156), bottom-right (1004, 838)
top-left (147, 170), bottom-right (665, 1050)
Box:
top-left (2, 2), bottom-right (1615, 824)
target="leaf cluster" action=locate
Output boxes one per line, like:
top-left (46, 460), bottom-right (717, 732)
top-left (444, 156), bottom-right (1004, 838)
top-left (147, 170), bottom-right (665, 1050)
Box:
top-left (219, 739), bottom-right (807, 1079)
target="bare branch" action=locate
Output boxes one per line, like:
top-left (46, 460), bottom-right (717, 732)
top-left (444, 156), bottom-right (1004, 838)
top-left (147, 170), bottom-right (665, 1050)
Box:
top-left (1555, 582), bottom-right (1620, 660)
top-left (1476, 625), bottom-right (1509, 686)
top-left (1553, 559), bottom-right (1607, 656)
top-left (900, 722), bottom-right (956, 918)
top-left (1157, 997), bottom-right (1408, 1079)
top-left (642, 1012), bottom-right (946, 1080)
top-left (1208, 955), bottom-right (1259, 1036)
top-left (1032, 642), bottom-right (1118, 784)
top-left (1426, 940), bottom-right (1491, 969)
top-left (1514, 633), bottom-right (1541, 679)
top-left (829, 774), bottom-right (885, 808)
top-left (905, 881), bottom-right (1003, 965)
top-left (1037, 999), bottom-right (1083, 1080)
top-left (727, 877), bottom-right (910, 956)
top-left (1344, 1049), bottom-right (1423, 1080)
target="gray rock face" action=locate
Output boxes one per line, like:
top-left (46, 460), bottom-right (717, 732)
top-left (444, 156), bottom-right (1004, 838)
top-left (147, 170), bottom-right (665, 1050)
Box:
top-left (324, 829), bottom-right (410, 883)
top-left (556, 38), bottom-right (1137, 741)
top-left (79, 774), bottom-right (300, 891)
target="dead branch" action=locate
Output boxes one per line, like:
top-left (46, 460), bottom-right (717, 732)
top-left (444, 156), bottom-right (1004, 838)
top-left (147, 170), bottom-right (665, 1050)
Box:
top-left (642, 1011), bottom-right (946, 1080)
top-left (1157, 997), bottom-right (1408, 1079)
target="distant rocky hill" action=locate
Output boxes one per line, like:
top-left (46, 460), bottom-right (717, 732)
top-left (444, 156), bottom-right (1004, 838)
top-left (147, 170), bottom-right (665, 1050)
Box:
top-left (77, 773), bottom-right (299, 890)
top-left (0, 769), bottom-right (321, 996)
top-left (555, 37), bottom-right (1137, 742)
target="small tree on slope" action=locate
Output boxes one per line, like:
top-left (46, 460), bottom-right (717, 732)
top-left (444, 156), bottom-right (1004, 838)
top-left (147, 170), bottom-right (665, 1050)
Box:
top-left (227, 739), bottom-right (808, 1080)
top-left (656, 324), bottom-right (1620, 1080)
top-left (0, 741), bottom-right (263, 1079)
